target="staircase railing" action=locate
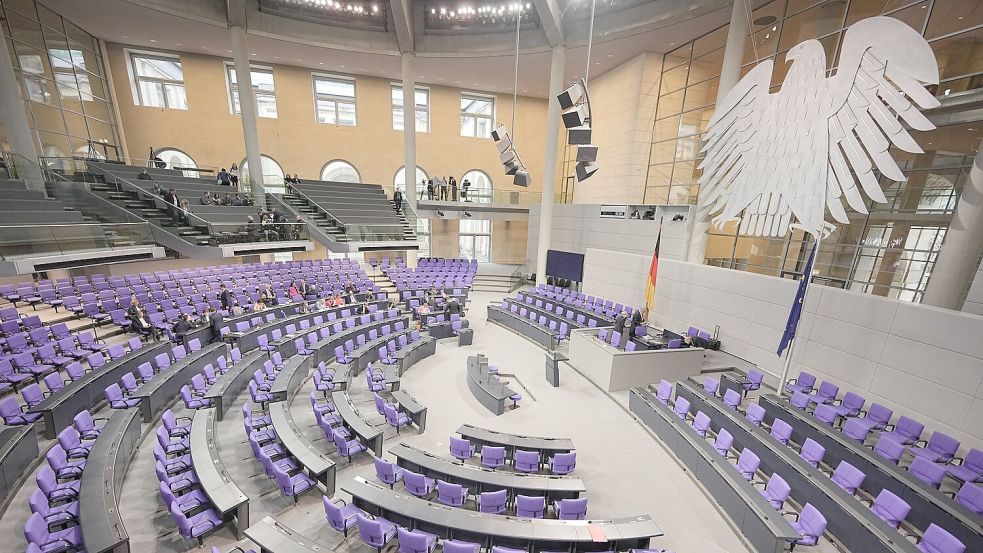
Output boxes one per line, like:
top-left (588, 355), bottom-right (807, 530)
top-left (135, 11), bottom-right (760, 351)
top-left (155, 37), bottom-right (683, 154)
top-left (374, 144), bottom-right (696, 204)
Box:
top-left (288, 185), bottom-right (412, 243)
top-left (509, 263), bottom-right (531, 292)
top-left (0, 222), bottom-right (158, 261)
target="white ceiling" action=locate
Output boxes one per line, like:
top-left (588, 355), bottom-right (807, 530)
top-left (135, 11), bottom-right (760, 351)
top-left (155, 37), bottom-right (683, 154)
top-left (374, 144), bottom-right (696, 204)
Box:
top-left (38, 0), bottom-right (743, 97)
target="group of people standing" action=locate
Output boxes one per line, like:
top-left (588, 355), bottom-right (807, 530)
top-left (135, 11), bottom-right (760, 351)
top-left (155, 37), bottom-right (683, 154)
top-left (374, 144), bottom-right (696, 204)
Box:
top-left (424, 176), bottom-right (471, 202)
top-left (216, 164), bottom-right (240, 187)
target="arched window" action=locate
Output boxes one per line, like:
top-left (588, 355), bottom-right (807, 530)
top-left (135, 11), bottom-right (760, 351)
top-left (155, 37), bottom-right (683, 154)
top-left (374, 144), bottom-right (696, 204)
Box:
top-left (154, 147), bottom-right (199, 178)
top-left (320, 160), bottom-right (361, 183)
top-left (462, 169), bottom-right (492, 204)
top-left (394, 165), bottom-right (429, 195)
top-left (241, 155), bottom-right (285, 193)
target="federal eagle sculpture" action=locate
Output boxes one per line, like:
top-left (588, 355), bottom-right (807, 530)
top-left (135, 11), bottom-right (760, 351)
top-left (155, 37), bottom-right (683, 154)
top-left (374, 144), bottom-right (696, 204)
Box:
top-left (697, 17), bottom-right (941, 238)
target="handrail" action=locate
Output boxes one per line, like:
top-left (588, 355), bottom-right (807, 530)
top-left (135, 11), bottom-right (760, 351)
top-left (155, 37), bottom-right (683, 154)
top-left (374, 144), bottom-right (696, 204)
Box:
top-left (0, 221), bottom-right (157, 261)
top-left (285, 183), bottom-right (347, 231)
top-left (509, 263), bottom-right (530, 292)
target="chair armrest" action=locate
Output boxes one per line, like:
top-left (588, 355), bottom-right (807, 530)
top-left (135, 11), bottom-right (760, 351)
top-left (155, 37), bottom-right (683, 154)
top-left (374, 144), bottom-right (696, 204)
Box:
top-left (191, 519), bottom-right (217, 532)
top-left (780, 511), bottom-right (800, 520)
top-left (913, 439), bottom-right (927, 448)
top-left (950, 456), bottom-right (964, 465)
top-left (883, 423), bottom-right (895, 432)
top-left (832, 398), bottom-right (842, 405)
top-left (177, 416), bottom-right (192, 423)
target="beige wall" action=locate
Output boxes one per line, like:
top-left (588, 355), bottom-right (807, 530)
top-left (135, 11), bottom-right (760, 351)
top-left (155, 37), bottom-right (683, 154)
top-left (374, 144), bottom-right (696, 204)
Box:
top-left (429, 219), bottom-right (460, 258)
top-left (573, 52), bottom-right (663, 204)
top-left (491, 220), bottom-right (527, 264)
top-left (105, 44), bottom-right (548, 194)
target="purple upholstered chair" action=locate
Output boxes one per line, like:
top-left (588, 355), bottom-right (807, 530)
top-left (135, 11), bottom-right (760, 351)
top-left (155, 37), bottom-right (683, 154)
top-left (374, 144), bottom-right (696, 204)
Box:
top-left (105, 383), bottom-right (139, 408)
top-left (881, 416), bottom-right (924, 446)
top-left (73, 409), bottom-right (106, 440)
top-left (735, 448), bottom-right (760, 482)
top-left (909, 432), bottom-right (960, 464)
top-left (673, 396), bottom-right (691, 420)
top-left (356, 513), bottom-right (397, 553)
top-left (24, 512), bottom-right (83, 553)
top-left (842, 418), bottom-right (872, 445)
top-left (713, 429), bottom-right (734, 457)
top-left (917, 524), bottom-right (966, 553)
top-left (788, 503), bottom-right (827, 549)
top-left (384, 403), bottom-right (411, 433)
top-left (874, 435), bottom-right (906, 465)
top-left (799, 439), bottom-right (825, 469)
top-left (954, 482), bottom-right (983, 516)
top-left (397, 527), bottom-right (438, 553)
top-left (169, 502), bottom-right (223, 545)
top-left (770, 419), bottom-right (793, 446)
top-left (57, 426), bottom-right (91, 459)
top-left (790, 391), bottom-right (811, 410)
top-left (553, 497), bottom-right (588, 520)
top-left (515, 494), bottom-right (546, 518)
top-left (373, 456), bottom-right (405, 488)
top-left (746, 403), bottom-right (765, 427)
top-left (808, 381), bottom-right (839, 405)
top-left (403, 469), bottom-right (436, 497)
top-left (477, 489), bottom-right (507, 514)
top-left (785, 371), bottom-right (816, 395)
top-left (830, 461), bottom-right (866, 495)
top-left (514, 449), bottom-right (540, 473)
top-left (813, 404), bottom-right (838, 427)
top-left (946, 448), bottom-right (983, 485)
top-left (481, 446), bottom-right (506, 469)
top-left (741, 368), bottom-right (764, 396)
top-left (909, 457), bottom-right (947, 489)
top-left (869, 488), bottom-right (911, 529)
top-left (760, 473), bottom-right (791, 510)
top-left (36, 466), bottom-right (78, 503)
top-left (332, 427), bottom-right (367, 463)
top-left (436, 480), bottom-right (469, 507)
top-left (703, 376), bottom-right (719, 397)
top-left (449, 436), bottom-right (475, 461)
top-left (273, 463), bottom-right (315, 503)
top-left (723, 389), bottom-right (741, 411)
top-left (856, 402), bottom-right (893, 433)
top-left (442, 540), bottom-right (480, 553)
top-left (549, 451), bottom-right (577, 475)
top-left (656, 380), bottom-right (673, 404)
top-left (692, 411), bottom-right (712, 438)
top-left (831, 392), bottom-right (865, 419)
top-left (324, 496), bottom-right (363, 537)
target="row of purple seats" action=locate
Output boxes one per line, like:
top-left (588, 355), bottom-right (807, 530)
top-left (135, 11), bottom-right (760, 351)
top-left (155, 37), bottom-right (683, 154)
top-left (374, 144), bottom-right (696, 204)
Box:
top-left (505, 303), bottom-right (571, 343)
top-left (181, 346), bottom-right (241, 410)
top-left (243, 402), bottom-right (317, 502)
top-left (154, 417), bottom-right (225, 545)
top-left (447, 436), bottom-right (576, 475)
top-left (511, 296), bottom-right (598, 331)
top-left (102, 339), bottom-right (198, 409)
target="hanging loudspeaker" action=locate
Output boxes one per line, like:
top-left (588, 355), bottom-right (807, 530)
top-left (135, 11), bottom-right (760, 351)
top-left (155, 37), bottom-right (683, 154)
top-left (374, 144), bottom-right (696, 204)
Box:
top-left (576, 161), bottom-right (598, 182)
top-left (568, 126), bottom-right (592, 145)
top-left (576, 144), bottom-right (598, 163)
top-left (557, 82), bottom-right (585, 110)
top-left (561, 104), bottom-right (588, 129)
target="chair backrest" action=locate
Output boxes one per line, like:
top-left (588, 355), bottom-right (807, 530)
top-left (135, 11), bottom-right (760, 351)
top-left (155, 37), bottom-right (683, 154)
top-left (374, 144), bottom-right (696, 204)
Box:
top-left (790, 391), bottom-right (810, 410)
top-left (831, 461), bottom-right (866, 495)
top-left (704, 376), bottom-right (719, 396)
top-left (746, 403), bottom-right (765, 426)
top-left (909, 457), bottom-right (947, 489)
top-left (814, 403), bottom-right (838, 426)
top-left (874, 435), bottom-right (905, 464)
top-left (556, 497), bottom-right (588, 519)
top-left (723, 389), bottom-right (741, 409)
top-left (656, 380), bottom-right (672, 404)
top-left (954, 482), bottom-right (983, 516)
top-left (771, 418), bottom-right (793, 444)
top-left (896, 416), bottom-right (924, 441)
top-left (919, 524), bottom-right (967, 553)
top-left (798, 503), bottom-right (828, 539)
top-left (800, 438), bottom-right (825, 467)
top-left (871, 488), bottom-right (911, 528)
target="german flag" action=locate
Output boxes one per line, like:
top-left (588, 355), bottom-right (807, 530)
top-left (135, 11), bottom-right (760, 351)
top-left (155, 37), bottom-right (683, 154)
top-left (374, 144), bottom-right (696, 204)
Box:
top-left (644, 230), bottom-right (661, 317)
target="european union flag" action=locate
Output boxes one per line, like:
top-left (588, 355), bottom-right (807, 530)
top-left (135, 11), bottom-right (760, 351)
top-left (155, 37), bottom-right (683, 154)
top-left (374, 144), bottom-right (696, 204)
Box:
top-left (777, 242), bottom-right (817, 357)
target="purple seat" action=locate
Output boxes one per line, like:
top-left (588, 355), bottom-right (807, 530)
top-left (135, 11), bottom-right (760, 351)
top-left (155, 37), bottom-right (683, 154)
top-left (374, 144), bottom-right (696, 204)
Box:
top-left (760, 473), bottom-right (791, 509)
top-left (830, 461), bottom-right (865, 495)
top-left (436, 480), bottom-right (469, 507)
top-left (723, 389), bottom-right (741, 410)
top-left (481, 446), bottom-right (506, 469)
top-left (673, 396), bottom-right (691, 420)
top-left (741, 368), bottom-right (764, 395)
top-left (449, 436), bottom-right (475, 460)
top-left (790, 391), bottom-right (810, 410)
top-left (917, 524), bottom-right (966, 553)
top-left (477, 489), bottom-right (507, 514)
top-left (515, 494), bottom-right (546, 518)
top-left (785, 371), bottom-right (816, 395)
top-left (770, 418), bottom-right (793, 446)
top-left (324, 496), bottom-right (363, 537)
top-left (73, 409), bottom-right (106, 440)
top-left (24, 512), bottom-right (83, 553)
top-left (403, 469), bottom-right (436, 497)
top-left (881, 416), bottom-right (924, 446)
top-left (332, 427), bottom-right (367, 463)
top-left (553, 497), bottom-right (588, 520)
top-left (909, 457), bottom-right (947, 489)
top-left (105, 383), bottom-right (140, 408)
top-left (830, 391), bottom-right (865, 418)
top-left (169, 502), bottom-right (223, 545)
top-left (874, 434), bottom-right (905, 465)
top-left (356, 513), bottom-right (397, 553)
top-left (735, 448), bottom-right (760, 482)
top-left (57, 426), bottom-right (91, 459)
top-left (946, 448), bottom-right (983, 484)
top-left (808, 381), bottom-right (839, 405)
top-left (373, 456), bottom-right (405, 488)
top-left (813, 404), bottom-right (838, 427)
top-left (514, 449), bottom-right (540, 473)
top-left (869, 488), bottom-right (911, 529)
top-left (856, 402), bottom-right (893, 433)
top-left (442, 540), bottom-right (480, 553)
top-left (549, 451), bottom-right (577, 475)
top-left (909, 432), bottom-right (960, 464)
top-left (36, 466), bottom-right (78, 503)
top-left (397, 527), bottom-right (438, 553)
top-left (789, 503), bottom-right (827, 548)
top-left (746, 403), bottom-right (765, 426)
top-left (713, 428), bottom-right (734, 457)
top-left (703, 376), bottom-right (719, 397)
top-left (799, 439), bottom-right (825, 469)
top-left (954, 482), bottom-right (983, 516)
top-left (21, 383), bottom-right (46, 409)
top-left (841, 418), bottom-right (872, 444)
top-left (273, 463), bottom-right (315, 503)
top-left (692, 411), bottom-right (712, 438)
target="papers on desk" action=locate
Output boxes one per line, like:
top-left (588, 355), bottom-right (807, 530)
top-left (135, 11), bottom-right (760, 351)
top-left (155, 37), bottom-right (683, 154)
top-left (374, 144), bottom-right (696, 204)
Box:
top-left (588, 525), bottom-right (607, 542)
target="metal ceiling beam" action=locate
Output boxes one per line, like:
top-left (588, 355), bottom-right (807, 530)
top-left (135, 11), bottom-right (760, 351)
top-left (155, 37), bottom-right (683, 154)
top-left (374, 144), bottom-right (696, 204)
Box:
top-left (533, 0), bottom-right (563, 47)
top-left (389, 0), bottom-right (415, 53)
top-left (227, 0), bottom-right (247, 28)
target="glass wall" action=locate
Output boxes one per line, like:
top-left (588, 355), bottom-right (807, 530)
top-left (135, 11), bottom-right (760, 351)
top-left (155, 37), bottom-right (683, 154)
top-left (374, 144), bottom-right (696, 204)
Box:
top-left (459, 219), bottom-right (491, 262)
top-left (644, 0), bottom-right (983, 302)
top-left (0, 0), bottom-right (123, 165)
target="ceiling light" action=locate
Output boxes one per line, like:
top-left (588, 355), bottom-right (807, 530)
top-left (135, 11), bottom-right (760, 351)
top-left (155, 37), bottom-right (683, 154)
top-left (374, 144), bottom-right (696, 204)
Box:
top-left (150, 39), bottom-right (157, 43)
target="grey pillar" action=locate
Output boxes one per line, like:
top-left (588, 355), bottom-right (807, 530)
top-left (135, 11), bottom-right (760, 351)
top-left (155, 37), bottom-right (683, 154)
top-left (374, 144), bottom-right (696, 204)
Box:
top-left (687, 0), bottom-right (748, 264)
top-left (401, 52), bottom-right (418, 208)
top-left (0, 32), bottom-right (44, 191)
top-left (535, 46), bottom-right (566, 285)
top-left (230, 26), bottom-right (265, 206)
top-left (922, 137), bottom-right (983, 310)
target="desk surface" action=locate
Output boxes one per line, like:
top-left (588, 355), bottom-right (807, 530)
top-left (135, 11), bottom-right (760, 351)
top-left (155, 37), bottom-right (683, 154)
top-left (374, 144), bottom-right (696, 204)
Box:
top-left (269, 401), bottom-right (335, 493)
top-left (244, 516), bottom-right (332, 553)
top-left (191, 408), bottom-right (248, 514)
top-left (270, 355), bottom-right (310, 400)
top-left (457, 424), bottom-right (574, 453)
top-left (331, 391), bottom-right (381, 443)
top-left (130, 342), bottom-right (225, 399)
top-left (391, 391), bottom-right (425, 415)
top-left (79, 408), bottom-right (140, 553)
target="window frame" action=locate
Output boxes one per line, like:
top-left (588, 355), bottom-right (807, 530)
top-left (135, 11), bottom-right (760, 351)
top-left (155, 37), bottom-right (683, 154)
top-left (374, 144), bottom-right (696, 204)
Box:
top-left (225, 62), bottom-right (278, 118)
top-left (320, 159), bottom-right (362, 183)
top-left (312, 73), bottom-right (357, 126)
top-left (391, 84), bottom-right (430, 132)
top-left (459, 218), bottom-right (492, 262)
top-left (460, 92), bottom-right (496, 138)
top-left (126, 50), bottom-right (187, 110)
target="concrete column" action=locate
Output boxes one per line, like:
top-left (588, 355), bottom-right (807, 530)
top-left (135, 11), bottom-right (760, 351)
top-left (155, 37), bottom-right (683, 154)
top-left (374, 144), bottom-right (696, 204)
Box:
top-left (401, 52), bottom-right (418, 208)
top-left (922, 138), bottom-right (983, 310)
top-left (687, 0), bottom-right (748, 263)
top-left (535, 45), bottom-right (565, 285)
top-left (0, 32), bottom-right (44, 191)
top-left (230, 26), bottom-right (265, 206)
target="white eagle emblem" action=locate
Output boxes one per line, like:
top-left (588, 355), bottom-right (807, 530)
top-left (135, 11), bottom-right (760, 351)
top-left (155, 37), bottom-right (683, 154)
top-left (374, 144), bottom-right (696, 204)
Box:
top-left (697, 17), bottom-right (941, 238)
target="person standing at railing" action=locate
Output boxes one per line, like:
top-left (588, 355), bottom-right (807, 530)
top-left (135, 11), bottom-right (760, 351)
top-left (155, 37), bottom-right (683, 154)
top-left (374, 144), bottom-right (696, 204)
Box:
top-left (426, 178), bottom-right (434, 200)
top-left (462, 179), bottom-right (471, 202)
top-left (137, 169), bottom-right (152, 180)
top-left (291, 216), bottom-right (304, 240)
top-left (450, 176), bottom-right (458, 202)
top-left (179, 199), bottom-right (192, 226)
top-left (229, 163), bottom-right (240, 188)
top-left (163, 188), bottom-right (179, 222)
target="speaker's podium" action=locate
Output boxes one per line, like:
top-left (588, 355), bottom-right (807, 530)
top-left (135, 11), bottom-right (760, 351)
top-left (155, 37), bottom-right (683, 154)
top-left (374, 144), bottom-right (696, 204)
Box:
top-left (567, 327), bottom-right (704, 392)
top-left (545, 350), bottom-right (566, 387)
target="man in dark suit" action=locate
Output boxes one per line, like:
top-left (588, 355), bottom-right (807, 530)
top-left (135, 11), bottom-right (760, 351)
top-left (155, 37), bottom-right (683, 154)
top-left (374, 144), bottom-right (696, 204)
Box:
top-left (613, 307), bottom-right (629, 345)
top-left (628, 308), bottom-right (645, 339)
top-left (205, 307), bottom-right (224, 343)
top-left (171, 313), bottom-right (193, 336)
top-left (446, 297), bottom-right (462, 316)
top-left (219, 283), bottom-right (234, 313)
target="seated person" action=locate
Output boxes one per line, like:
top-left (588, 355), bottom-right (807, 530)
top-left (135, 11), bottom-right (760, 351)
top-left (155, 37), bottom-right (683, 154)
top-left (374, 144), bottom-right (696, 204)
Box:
top-left (201, 192), bottom-right (212, 205)
top-left (152, 181), bottom-right (164, 196)
top-left (334, 293), bottom-right (345, 306)
top-left (252, 298), bottom-right (266, 312)
top-left (137, 169), bottom-right (152, 180)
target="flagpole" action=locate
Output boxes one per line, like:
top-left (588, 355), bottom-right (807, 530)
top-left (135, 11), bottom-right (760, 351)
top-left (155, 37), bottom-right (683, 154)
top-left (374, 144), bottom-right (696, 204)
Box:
top-left (778, 186), bottom-right (828, 393)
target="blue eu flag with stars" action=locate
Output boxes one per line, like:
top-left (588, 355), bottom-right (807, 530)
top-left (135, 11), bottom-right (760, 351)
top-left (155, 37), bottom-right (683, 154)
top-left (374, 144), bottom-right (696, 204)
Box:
top-left (777, 242), bottom-right (817, 357)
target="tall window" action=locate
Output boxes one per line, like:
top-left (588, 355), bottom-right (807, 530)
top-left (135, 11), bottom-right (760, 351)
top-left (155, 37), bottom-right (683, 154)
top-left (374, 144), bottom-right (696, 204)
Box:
top-left (392, 85), bottom-right (429, 132)
top-left (321, 160), bottom-right (361, 183)
top-left (459, 219), bottom-right (491, 262)
top-left (227, 65), bottom-right (277, 118)
top-left (241, 155), bottom-right (285, 193)
top-left (129, 52), bottom-right (187, 109)
top-left (394, 166), bottom-right (429, 196)
top-left (416, 219), bottom-right (431, 257)
top-left (461, 170), bottom-right (493, 204)
top-left (460, 94), bottom-right (494, 137)
top-left (313, 75), bottom-right (356, 126)
top-left (155, 148), bottom-right (198, 178)
top-left (49, 48), bottom-right (93, 101)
